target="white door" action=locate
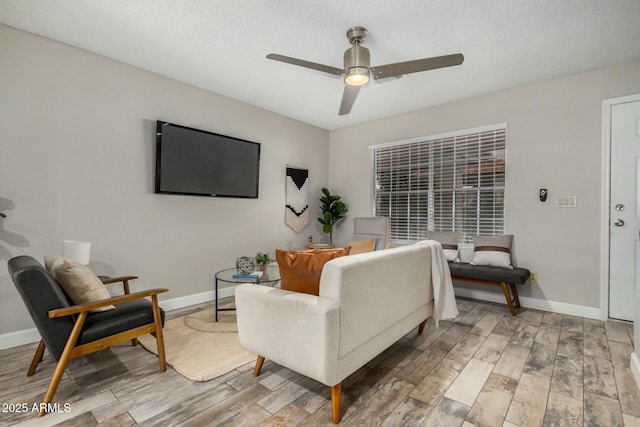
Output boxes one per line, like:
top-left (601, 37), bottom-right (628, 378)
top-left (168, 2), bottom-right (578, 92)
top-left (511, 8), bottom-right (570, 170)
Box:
top-left (609, 99), bottom-right (640, 321)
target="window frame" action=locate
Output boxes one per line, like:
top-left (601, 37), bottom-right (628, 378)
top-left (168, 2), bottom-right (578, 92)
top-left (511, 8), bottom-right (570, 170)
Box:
top-left (369, 123), bottom-right (507, 245)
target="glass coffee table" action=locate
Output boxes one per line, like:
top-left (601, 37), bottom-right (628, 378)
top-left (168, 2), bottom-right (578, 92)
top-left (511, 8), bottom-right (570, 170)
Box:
top-left (214, 266), bottom-right (281, 322)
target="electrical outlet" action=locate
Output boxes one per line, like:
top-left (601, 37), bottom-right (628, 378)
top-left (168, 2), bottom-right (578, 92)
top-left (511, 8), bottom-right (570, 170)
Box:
top-left (530, 272), bottom-right (537, 281)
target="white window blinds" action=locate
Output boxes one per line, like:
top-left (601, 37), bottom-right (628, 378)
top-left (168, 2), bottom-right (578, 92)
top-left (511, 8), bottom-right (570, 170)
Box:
top-left (370, 124), bottom-right (507, 243)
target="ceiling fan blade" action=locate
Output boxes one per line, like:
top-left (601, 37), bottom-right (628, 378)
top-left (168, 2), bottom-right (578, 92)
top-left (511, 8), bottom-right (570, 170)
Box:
top-left (370, 53), bottom-right (464, 80)
top-left (339, 85), bottom-right (360, 115)
top-left (266, 53), bottom-right (344, 77)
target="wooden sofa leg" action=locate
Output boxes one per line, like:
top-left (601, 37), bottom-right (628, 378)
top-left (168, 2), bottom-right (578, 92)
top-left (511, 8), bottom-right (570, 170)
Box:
top-left (28, 340), bottom-right (46, 377)
top-left (418, 320), bottom-right (427, 334)
top-left (253, 356), bottom-right (265, 377)
top-left (500, 282), bottom-right (516, 316)
top-left (331, 383), bottom-right (342, 424)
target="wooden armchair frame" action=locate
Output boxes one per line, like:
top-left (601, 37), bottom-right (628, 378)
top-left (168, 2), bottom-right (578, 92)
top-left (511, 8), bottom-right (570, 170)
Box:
top-left (28, 276), bottom-right (168, 416)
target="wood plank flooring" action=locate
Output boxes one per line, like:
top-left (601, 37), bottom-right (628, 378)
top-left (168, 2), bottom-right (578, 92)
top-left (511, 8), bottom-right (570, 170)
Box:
top-left (1, 297), bottom-right (638, 426)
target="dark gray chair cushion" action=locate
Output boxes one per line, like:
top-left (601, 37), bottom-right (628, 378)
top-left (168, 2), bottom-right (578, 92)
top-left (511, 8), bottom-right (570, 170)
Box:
top-left (448, 261), bottom-right (530, 284)
top-left (79, 299), bottom-right (164, 344)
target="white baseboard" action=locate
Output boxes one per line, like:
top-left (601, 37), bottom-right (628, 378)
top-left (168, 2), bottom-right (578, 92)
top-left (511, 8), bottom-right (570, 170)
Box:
top-left (0, 287), bottom-right (236, 351)
top-left (0, 328), bottom-right (41, 351)
top-left (158, 286), bottom-right (235, 311)
top-left (632, 352), bottom-right (640, 392)
top-left (453, 286), bottom-right (601, 319)
top-left (0, 284), bottom-right (602, 350)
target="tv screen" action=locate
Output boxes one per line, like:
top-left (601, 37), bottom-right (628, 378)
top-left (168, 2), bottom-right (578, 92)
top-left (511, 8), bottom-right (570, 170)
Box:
top-left (155, 121), bottom-right (260, 198)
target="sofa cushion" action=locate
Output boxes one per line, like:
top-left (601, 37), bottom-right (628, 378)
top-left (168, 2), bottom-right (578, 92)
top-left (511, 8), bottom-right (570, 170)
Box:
top-left (470, 235), bottom-right (513, 269)
top-left (347, 238), bottom-right (377, 255)
top-left (44, 256), bottom-right (115, 312)
top-left (276, 247), bottom-right (351, 296)
top-left (426, 231), bottom-right (460, 262)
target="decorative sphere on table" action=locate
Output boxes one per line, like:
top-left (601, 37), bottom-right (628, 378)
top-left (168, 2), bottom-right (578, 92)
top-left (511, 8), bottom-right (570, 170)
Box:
top-left (236, 256), bottom-right (255, 275)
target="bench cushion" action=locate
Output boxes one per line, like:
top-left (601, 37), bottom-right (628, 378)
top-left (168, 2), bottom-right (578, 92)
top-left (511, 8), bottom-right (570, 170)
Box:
top-left (448, 261), bottom-right (530, 284)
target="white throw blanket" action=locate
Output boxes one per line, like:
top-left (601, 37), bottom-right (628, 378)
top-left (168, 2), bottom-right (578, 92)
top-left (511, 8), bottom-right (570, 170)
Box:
top-left (415, 240), bottom-right (459, 326)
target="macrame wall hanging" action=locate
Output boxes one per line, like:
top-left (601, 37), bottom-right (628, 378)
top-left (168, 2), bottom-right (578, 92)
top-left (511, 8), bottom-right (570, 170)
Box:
top-left (285, 166), bottom-right (309, 232)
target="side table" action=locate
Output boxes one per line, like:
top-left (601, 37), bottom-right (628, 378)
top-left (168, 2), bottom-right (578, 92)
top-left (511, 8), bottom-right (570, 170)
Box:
top-left (214, 266), bottom-right (281, 322)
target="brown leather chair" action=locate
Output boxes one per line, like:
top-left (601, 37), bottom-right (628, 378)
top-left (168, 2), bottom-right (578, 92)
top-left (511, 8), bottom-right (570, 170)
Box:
top-left (8, 255), bottom-right (168, 416)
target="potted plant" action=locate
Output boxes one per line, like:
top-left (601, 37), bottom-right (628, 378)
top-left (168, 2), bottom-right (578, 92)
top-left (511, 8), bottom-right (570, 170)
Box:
top-left (255, 252), bottom-right (271, 275)
top-left (317, 187), bottom-right (348, 246)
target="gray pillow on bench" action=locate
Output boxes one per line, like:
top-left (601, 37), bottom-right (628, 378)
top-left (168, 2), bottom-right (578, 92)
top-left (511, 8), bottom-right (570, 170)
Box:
top-left (426, 231), bottom-right (460, 262)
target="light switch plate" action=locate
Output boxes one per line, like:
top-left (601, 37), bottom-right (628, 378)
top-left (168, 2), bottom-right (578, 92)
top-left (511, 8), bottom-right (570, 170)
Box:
top-left (556, 196), bottom-right (577, 208)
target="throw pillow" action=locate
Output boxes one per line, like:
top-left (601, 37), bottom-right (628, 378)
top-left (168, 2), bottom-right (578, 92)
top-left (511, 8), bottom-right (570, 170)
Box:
top-left (347, 238), bottom-right (377, 255)
top-left (44, 256), bottom-right (115, 311)
top-left (276, 247), bottom-right (351, 296)
top-left (470, 235), bottom-right (514, 269)
top-left (426, 231), bottom-right (460, 262)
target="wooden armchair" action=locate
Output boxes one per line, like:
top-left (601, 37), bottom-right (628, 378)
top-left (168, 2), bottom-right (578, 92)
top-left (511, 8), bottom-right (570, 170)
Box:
top-left (8, 255), bottom-right (168, 416)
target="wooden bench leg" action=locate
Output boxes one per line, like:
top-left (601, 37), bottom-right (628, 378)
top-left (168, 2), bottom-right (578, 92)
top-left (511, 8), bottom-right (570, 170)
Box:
top-left (500, 282), bottom-right (517, 316)
top-left (510, 283), bottom-right (521, 308)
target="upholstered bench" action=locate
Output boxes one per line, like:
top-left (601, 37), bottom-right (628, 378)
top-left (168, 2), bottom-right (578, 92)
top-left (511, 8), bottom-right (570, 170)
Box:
top-left (448, 261), bottom-right (530, 316)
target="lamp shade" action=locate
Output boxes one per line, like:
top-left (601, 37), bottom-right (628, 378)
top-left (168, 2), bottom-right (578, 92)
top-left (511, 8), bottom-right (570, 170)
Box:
top-left (62, 240), bottom-right (91, 265)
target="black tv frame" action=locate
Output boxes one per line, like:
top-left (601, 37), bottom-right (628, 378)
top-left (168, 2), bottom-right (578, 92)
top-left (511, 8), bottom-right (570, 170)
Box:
top-left (155, 121), bottom-right (260, 198)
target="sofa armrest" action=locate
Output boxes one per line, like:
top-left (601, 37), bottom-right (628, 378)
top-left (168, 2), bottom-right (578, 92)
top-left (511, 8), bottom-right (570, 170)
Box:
top-left (235, 284), bottom-right (340, 386)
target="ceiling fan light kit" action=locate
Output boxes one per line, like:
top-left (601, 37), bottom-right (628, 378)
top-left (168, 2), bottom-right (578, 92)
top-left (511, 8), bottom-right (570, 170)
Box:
top-left (343, 27), bottom-right (371, 87)
top-left (344, 67), bottom-right (369, 86)
top-left (267, 26), bottom-right (464, 115)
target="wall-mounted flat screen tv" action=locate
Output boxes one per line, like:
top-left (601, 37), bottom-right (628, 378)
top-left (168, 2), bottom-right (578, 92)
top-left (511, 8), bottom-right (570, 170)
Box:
top-left (155, 121), bottom-right (260, 198)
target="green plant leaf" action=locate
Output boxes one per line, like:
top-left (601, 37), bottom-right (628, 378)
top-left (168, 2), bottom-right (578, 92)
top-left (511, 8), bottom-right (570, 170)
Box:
top-left (318, 187), bottom-right (347, 235)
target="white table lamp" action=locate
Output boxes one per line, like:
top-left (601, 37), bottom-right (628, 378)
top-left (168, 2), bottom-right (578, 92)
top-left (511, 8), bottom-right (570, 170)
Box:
top-left (62, 240), bottom-right (91, 265)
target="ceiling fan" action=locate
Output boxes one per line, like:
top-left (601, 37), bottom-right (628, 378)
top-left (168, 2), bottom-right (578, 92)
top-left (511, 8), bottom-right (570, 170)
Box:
top-left (267, 26), bottom-right (464, 116)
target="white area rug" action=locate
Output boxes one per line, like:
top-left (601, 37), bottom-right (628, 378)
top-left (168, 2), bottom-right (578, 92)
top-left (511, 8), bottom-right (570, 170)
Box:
top-left (138, 308), bottom-right (256, 381)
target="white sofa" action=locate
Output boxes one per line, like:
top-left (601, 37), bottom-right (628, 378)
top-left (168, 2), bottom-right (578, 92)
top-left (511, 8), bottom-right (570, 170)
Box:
top-left (235, 243), bottom-right (458, 423)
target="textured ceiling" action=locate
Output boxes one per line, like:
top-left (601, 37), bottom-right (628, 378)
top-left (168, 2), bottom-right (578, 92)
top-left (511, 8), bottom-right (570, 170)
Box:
top-left (2, 0), bottom-right (640, 130)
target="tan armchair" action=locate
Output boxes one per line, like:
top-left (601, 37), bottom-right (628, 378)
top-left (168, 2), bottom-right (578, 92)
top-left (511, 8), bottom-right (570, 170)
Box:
top-left (352, 216), bottom-right (390, 250)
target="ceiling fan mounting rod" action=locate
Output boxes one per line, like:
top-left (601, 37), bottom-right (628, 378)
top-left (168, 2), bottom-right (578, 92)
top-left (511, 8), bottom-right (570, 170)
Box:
top-left (346, 26), bottom-right (367, 45)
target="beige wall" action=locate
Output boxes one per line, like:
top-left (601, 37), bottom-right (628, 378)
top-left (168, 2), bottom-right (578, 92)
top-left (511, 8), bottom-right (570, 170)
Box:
top-left (329, 59), bottom-right (640, 311)
top-left (3, 22), bottom-right (640, 340)
top-left (0, 25), bottom-right (330, 337)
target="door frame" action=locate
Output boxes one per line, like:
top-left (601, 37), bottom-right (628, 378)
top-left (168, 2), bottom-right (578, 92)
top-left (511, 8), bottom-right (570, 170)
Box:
top-left (600, 93), bottom-right (640, 320)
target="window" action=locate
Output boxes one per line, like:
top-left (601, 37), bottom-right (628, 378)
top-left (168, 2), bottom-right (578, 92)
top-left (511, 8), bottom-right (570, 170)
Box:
top-left (370, 124), bottom-right (506, 243)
